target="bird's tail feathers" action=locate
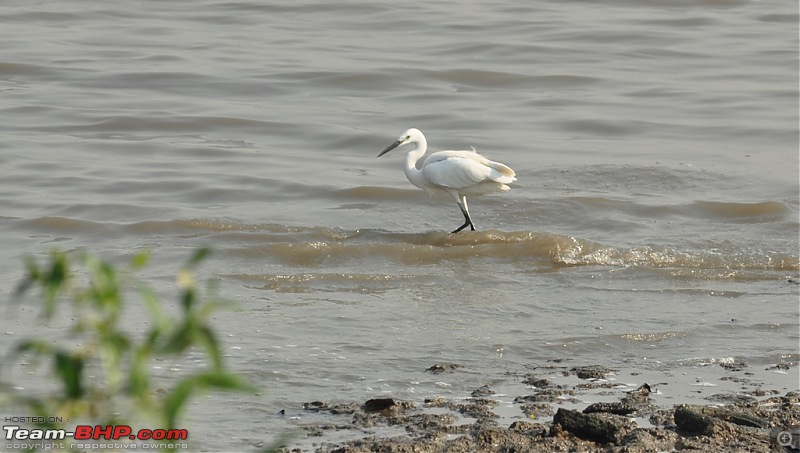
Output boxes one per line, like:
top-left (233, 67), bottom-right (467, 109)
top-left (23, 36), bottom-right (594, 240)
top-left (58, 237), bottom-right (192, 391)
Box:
top-left (488, 162), bottom-right (517, 184)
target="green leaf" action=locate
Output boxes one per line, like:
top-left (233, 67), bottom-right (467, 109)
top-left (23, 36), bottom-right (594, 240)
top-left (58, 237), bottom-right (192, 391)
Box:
top-left (85, 257), bottom-right (120, 308)
top-left (98, 332), bottom-right (130, 390)
top-left (197, 372), bottom-right (255, 393)
top-left (163, 372), bottom-right (255, 427)
top-left (13, 256), bottom-right (40, 299)
top-left (127, 344), bottom-right (156, 401)
top-left (9, 248), bottom-right (259, 441)
top-left (162, 379), bottom-right (194, 428)
top-left (139, 285), bottom-right (168, 332)
top-left (195, 324), bottom-right (222, 371)
top-left (54, 351), bottom-right (84, 399)
top-left (128, 358), bottom-right (151, 398)
top-left (15, 339), bottom-right (52, 360)
top-left (160, 324), bottom-right (193, 355)
top-left (129, 251), bottom-right (151, 269)
top-left (43, 253), bottom-right (69, 317)
top-left (186, 247), bottom-right (211, 269)
top-left (180, 287), bottom-right (195, 312)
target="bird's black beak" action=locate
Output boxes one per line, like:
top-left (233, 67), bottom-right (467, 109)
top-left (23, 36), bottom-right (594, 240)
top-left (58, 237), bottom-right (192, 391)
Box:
top-left (377, 140), bottom-right (403, 157)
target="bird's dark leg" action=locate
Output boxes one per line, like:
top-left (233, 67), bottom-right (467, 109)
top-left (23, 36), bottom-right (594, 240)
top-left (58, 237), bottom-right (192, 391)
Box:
top-left (451, 200), bottom-right (475, 234)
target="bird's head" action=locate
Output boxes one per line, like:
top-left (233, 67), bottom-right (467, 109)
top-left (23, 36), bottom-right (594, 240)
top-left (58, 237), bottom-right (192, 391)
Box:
top-left (378, 128), bottom-right (423, 157)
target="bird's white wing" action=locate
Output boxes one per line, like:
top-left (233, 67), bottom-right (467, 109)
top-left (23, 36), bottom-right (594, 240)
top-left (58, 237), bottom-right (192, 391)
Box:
top-left (422, 151), bottom-right (514, 189)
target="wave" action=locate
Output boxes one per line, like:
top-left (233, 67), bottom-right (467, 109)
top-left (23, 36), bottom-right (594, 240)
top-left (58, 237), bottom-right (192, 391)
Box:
top-left (184, 221), bottom-right (800, 276)
top-left (12, 216), bottom-right (798, 279)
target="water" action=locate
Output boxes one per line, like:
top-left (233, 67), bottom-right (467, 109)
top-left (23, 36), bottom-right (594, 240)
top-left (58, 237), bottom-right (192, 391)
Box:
top-left (0, 0), bottom-right (797, 450)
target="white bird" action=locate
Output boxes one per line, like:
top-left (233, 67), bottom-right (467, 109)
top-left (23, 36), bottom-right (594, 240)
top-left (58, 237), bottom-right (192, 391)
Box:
top-left (377, 128), bottom-right (517, 233)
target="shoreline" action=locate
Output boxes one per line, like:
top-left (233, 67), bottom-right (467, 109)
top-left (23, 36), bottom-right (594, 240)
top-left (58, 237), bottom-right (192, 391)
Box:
top-left (281, 360), bottom-right (799, 452)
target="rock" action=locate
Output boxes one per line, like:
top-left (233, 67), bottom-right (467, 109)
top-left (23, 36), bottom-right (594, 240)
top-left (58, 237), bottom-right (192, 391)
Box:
top-left (720, 360), bottom-right (747, 371)
top-left (675, 404), bottom-right (769, 433)
top-left (423, 396), bottom-right (445, 406)
top-left (583, 401), bottom-right (636, 415)
top-left (614, 383), bottom-right (656, 416)
top-left (782, 390), bottom-right (800, 403)
top-left (552, 408), bottom-right (636, 444)
top-left (302, 401), bottom-right (327, 412)
top-left (329, 403), bottom-right (358, 415)
top-left (470, 384), bottom-right (494, 398)
top-left (522, 376), bottom-right (553, 388)
top-left (302, 401), bottom-right (357, 415)
top-left (363, 398), bottom-right (398, 413)
top-left (571, 365), bottom-right (614, 380)
top-left (622, 383), bottom-right (652, 403)
top-left (618, 428), bottom-right (680, 453)
top-left (514, 388), bottom-right (577, 404)
top-left (702, 406), bottom-right (768, 428)
top-left (473, 427), bottom-right (543, 451)
top-left (674, 405), bottom-right (715, 434)
top-left (508, 420), bottom-right (538, 432)
top-left (706, 393), bottom-right (758, 405)
top-left (296, 370), bottom-right (798, 453)
top-left (520, 402), bottom-right (555, 419)
top-left (649, 408), bottom-right (675, 427)
top-left (766, 361), bottom-right (799, 371)
top-left (455, 398), bottom-right (498, 422)
top-left (425, 363), bottom-right (460, 374)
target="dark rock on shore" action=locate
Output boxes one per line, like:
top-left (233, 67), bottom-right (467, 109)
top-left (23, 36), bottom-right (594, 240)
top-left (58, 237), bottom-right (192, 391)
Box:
top-left (470, 384), bottom-right (495, 398)
top-left (287, 362), bottom-right (800, 453)
top-left (519, 402), bottom-right (555, 419)
top-left (289, 388), bottom-right (800, 453)
top-left (514, 387), bottom-right (578, 404)
top-left (583, 383), bottom-right (654, 417)
top-left (522, 376), bottom-right (553, 388)
top-left (571, 365), bottom-right (616, 380)
top-left (583, 401), bottom-right (637, 416)
top-left (425, 363), bottom-right (461, 374)
top-left (674, 403), bottom-right (771, 442)
top-left (552, 408), bottom-right (636, 444)
top-left (362, 398), bottom-right (402, 414)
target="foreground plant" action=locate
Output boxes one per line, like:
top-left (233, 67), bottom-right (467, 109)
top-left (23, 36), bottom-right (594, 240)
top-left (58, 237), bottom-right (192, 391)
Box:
top-left (1, 249), bottom-right (257, 452)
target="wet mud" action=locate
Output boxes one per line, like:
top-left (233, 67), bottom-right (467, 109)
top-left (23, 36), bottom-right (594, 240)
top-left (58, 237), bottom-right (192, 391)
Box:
top-left (281, 362), bottom-right (800, 452)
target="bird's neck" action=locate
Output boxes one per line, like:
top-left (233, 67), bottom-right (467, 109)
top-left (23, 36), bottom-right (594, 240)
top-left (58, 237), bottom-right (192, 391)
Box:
top-left (402, 142), bottom-right (431, 190)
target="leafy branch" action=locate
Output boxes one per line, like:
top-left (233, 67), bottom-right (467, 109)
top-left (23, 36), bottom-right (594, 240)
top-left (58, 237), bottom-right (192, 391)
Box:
top-left (2, 249), bottom-right (259, 451)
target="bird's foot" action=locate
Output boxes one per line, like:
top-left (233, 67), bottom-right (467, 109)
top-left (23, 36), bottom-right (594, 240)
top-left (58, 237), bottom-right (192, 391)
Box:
top-left (452, 202), bottom-right (475, 234)
top-left (451, 222), bottom-right (475, 234)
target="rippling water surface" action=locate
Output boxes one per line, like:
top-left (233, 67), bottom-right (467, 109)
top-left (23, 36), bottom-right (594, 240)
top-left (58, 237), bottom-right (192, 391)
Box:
top-left (0, 0), bottom-right (797, 450)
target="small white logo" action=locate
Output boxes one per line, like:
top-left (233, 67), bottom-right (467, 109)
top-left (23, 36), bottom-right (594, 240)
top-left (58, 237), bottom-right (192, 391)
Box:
top-left (777, 430), bottom-right (799, 449)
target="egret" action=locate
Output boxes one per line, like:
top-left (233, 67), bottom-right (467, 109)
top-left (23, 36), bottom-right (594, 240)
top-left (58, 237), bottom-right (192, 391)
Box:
top-left (377, 128), bottom-right (517, 233)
